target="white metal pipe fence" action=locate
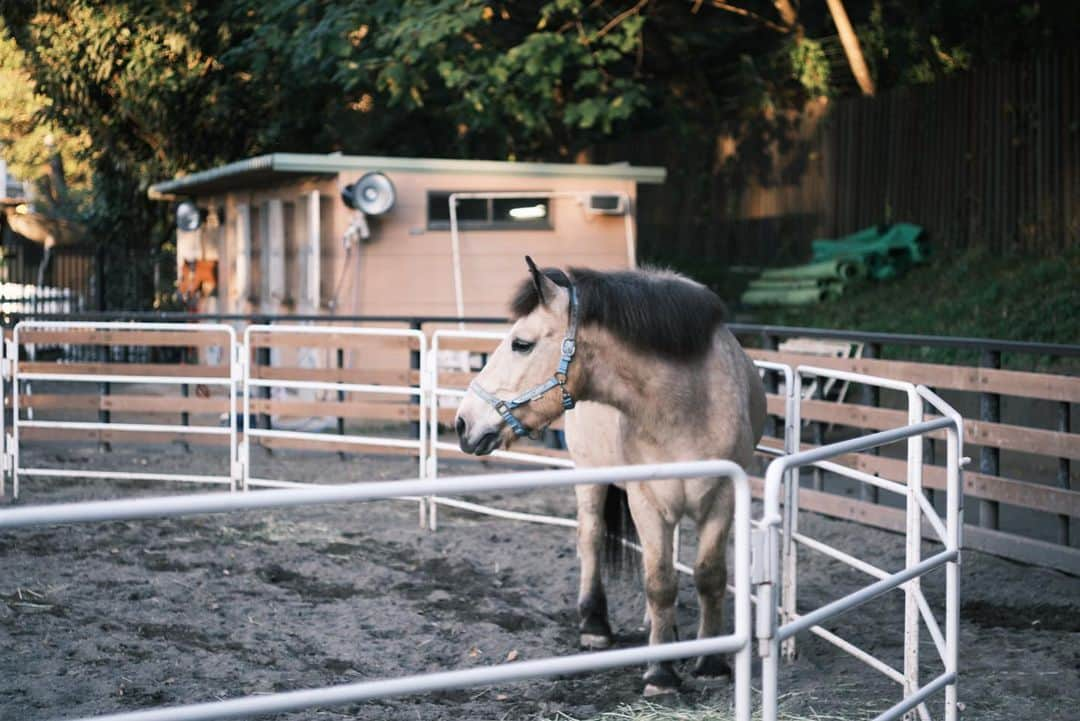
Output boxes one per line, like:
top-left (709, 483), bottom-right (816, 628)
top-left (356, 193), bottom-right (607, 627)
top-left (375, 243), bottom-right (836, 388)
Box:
top-left (757, 363), bottom-right (964, 721)
top-left (0, 320), bottom-right (966, 721)
top-left (0, 460), bottom-right (754, 721)
top-left (7, 321), bottom-right (240, 497)
top-left (240, 325), bottom-right (428, 503)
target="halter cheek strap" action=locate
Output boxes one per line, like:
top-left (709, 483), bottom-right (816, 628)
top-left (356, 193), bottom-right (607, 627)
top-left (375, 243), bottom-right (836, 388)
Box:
top-left (469, 285), bottom-right (579, 438)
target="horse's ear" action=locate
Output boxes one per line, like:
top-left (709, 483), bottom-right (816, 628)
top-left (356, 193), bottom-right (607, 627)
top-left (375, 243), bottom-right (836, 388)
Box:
top-left (525, 255), bottom-right (551, 306)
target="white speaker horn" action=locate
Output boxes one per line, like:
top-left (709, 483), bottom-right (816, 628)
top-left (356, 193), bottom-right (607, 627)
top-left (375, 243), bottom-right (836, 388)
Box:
top-left (342, 171), bottom-right (396, 216)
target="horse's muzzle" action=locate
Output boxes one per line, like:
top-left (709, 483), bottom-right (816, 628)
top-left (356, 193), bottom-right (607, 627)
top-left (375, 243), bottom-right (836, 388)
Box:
top-left (456, 417), bottom-right (501, 456)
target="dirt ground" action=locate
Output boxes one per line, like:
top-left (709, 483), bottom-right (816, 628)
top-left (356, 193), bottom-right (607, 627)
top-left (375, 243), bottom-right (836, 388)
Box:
top-left (1, 442), bottom-right (1078, 721)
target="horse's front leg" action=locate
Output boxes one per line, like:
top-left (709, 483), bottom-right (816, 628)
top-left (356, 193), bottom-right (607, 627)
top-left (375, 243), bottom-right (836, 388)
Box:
top-left (628, 487), bottom-right (681, 696)
top-left (690, 486), bottom-right (735, 678)
top-left (575, 484), bottom-right (613, 649)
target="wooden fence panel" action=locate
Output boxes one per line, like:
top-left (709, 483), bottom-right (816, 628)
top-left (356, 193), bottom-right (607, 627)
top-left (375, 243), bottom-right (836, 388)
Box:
top-left (18, 329), bottom-right (232, 348)
top-left (18, 361), bottom-right (230, 378)
top-left (757, 437), bottom-right (1080, 519)
top-left (748, 349), bottom-right (1080, 403)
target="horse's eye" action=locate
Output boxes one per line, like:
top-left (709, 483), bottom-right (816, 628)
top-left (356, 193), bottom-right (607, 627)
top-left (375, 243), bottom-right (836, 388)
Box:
top-left (511, 338), bottom-right (535, 354)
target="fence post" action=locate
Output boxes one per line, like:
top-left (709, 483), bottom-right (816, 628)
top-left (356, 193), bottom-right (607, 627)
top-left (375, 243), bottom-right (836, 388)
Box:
top-left (978, 349), bottom-right (1001, 529)
top-left (94, 245), bottom-right (106, 311)
top-left (811, 421), bottom-right (824, 490)
top-left (762, 332), bottom-right (778, 439)
top-left (336, 346), bottom-right (346, 460)
top-left (179, 345), bottom-right (191, 453)
top-left (1058, 401), bottom-right (1072, 546)
top-left (859, 343), bottom-right (881, 504)
top-left (409, 319), bottom-right (422, 441)
top-left (257, 343), bottom-right (272, 432)
top-left (98, 339), bottom-right (111, 453)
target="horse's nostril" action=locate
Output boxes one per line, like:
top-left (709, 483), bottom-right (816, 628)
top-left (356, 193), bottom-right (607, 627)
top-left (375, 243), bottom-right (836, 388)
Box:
top-left (455, 417), bottom-right (467, 439)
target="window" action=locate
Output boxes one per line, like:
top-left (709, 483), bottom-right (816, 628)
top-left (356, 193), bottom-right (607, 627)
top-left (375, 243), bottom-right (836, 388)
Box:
top-left (427, 192), bottom-right (552, 231)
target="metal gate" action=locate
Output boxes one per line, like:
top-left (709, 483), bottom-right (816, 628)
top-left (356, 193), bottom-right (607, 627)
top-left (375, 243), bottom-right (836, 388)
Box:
top-left (240, 325), bottom-right (428, 518)
top-left (757, 366), bottom-right (963, 721)
top-left (0, 459), bottom-right (755, 721)
top-left (6, 321), bottom-right (239, 496)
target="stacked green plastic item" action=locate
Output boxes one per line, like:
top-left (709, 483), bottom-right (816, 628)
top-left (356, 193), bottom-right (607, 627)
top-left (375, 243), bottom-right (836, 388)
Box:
top-left (811, 222), bottom-right (928, 281)
top-left (740, 223), bottom-right (928, 306)
top-left (740, 259), bottom-right (863, 306)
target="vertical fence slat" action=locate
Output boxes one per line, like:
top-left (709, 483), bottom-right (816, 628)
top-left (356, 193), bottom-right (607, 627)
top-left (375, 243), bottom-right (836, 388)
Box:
top-left (1059, 402), bottom-right (1073, 546)
top-left (859, 342), bottom-right (881, 505)
top-left (978, 349), bottom-right (1001, 530)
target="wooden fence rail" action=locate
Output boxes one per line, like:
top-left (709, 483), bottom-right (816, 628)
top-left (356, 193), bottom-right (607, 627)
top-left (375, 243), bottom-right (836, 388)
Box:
top-left (5, 322), bottom-right (1077, 572)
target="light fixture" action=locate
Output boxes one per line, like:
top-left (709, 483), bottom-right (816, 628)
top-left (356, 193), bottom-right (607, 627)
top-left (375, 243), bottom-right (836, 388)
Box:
top-left (176, 201), bottom-right (203, 232)
top-left (508, 204), bottom-right (547, 220)
top-left (585, 193), bottom-right (628, 215)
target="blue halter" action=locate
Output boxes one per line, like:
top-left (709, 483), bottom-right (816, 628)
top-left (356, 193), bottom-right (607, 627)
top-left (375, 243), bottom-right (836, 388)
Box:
top-left (469, 286), bottom-right (580, 438)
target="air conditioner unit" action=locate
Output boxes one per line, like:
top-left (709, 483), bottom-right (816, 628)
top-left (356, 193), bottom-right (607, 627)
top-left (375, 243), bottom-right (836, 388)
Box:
top-left (586, 193), bottom-right (628, 216)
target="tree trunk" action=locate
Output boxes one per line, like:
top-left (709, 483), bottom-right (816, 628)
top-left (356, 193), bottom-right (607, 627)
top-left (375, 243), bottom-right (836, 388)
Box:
top-left (825, 0), bottom-right (876, 96)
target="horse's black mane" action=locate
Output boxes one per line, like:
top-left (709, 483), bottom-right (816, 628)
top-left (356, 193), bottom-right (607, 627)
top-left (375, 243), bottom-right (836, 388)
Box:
top-left (510, 265), bottom-right (727, 360)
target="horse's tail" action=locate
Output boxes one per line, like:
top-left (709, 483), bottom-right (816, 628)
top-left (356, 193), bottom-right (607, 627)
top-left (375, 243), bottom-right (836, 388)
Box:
top-left (603, 485), bottom-right (638, 577)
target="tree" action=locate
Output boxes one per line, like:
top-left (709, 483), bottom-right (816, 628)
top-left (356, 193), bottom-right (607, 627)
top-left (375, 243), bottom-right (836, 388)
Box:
top-left (3, 0), bottom-right (1077, 307)
top-left (0, 20), bottom-right (91, 212)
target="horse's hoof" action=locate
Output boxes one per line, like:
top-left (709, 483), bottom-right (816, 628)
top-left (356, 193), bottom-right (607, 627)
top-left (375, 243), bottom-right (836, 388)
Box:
top-left (690, 654), bottom-right (732, 678)
top-left (579, 633), bottom-right (613, 650)
top-left (643, 663), bottom-right (681, 697)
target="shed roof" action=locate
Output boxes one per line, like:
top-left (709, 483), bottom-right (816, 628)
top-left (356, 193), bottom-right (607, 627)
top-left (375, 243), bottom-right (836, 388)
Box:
top-left (148, 153), bottom-right (666, 199)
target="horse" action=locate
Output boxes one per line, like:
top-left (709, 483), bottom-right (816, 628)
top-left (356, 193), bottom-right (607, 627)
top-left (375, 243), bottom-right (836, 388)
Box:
top-left (455, 257), bottom-right (766, 696)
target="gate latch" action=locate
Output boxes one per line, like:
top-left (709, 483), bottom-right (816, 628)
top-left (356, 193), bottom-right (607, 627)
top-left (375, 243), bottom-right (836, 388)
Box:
top-left (751, 527), bottom-right (773, 585)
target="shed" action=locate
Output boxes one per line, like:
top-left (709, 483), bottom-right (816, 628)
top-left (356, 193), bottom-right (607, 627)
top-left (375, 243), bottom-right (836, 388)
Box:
top-left (149, 153), bottom-right (666, 319)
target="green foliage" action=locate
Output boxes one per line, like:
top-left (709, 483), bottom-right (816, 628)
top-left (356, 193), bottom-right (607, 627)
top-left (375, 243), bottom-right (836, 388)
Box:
top-left (789, 38), bottom-right (831, 98)
top-left (0, 20), bottom-right (91, 211)
top-left (3, 1), bottom-right (1078, 308)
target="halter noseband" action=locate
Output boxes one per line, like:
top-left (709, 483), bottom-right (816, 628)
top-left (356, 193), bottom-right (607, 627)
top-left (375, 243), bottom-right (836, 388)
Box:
top-left (469, 286), bottom-right (580, 438)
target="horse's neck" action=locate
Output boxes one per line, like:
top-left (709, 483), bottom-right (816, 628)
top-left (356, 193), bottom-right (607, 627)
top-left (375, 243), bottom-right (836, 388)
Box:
top-left (579, 328), bottom-right (708, 444)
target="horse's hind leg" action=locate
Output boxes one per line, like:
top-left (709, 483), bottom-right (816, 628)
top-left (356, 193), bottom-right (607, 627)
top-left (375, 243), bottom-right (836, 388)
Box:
top-left (690, 487), bottom-right (735, 678)
top-left (575, 484), bottom-right (613, 649)
top-left (628, 489), bottom-right (681, 696)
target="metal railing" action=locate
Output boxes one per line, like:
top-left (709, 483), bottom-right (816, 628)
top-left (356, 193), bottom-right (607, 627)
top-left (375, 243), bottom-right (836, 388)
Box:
top-left (0, 319), bottom-right (967, 721)
top-left (240, 324), bottom-right (428, 493)
top-left (757, 366), bottom-right (964, 721)
top-left (7, 321), bottom-right (240, 497)
top-left (0, 460), bottom-right (754, 721)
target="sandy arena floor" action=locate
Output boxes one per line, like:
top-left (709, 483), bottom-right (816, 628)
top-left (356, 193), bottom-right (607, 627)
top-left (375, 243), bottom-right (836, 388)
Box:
top-left (1, 442), bottom-right (1077, 721)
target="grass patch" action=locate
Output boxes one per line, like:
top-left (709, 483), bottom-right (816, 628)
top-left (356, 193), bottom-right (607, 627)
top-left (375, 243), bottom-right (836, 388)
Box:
top-left (708, 247), bottom-right (1079, 370)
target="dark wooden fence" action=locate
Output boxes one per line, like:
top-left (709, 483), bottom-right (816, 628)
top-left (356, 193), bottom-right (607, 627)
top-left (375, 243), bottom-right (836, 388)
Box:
top-left (825, 51), bottom-right (1080, 256)
top-left (630, 51), bottom-right (1080, 266)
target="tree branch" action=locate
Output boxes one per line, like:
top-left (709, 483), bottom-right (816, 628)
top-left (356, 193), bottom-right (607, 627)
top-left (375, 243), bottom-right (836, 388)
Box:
top-left (594, 0), bottom-right (650, 41)
top-left (697, 1), bottom-right (791, 34)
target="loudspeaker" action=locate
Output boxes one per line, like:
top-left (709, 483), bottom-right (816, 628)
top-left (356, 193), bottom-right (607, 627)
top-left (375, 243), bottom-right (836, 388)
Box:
top-left (341, 172), bottom-right (396, 215)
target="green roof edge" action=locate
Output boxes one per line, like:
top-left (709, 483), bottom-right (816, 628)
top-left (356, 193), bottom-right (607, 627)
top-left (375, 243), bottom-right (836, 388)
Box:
top-left (148, 153), bottom-right (666, 198)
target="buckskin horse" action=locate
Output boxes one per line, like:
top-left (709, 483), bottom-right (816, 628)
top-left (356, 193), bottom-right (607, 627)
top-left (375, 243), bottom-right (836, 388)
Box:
top-left (455, 258), bottom-right (766, 695)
